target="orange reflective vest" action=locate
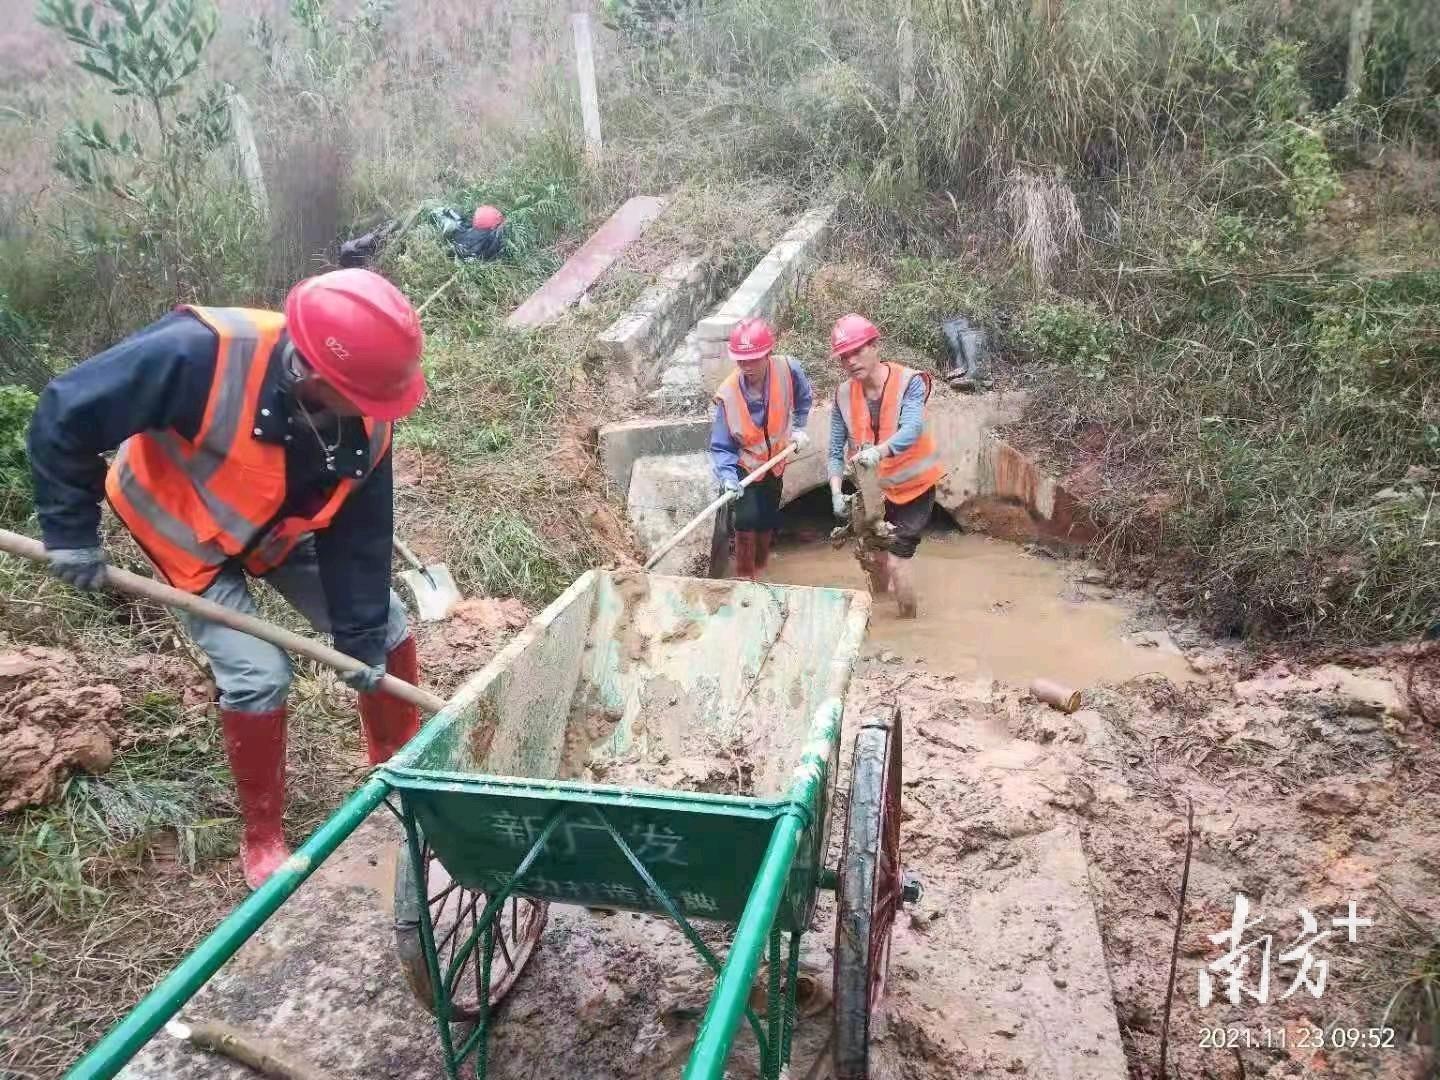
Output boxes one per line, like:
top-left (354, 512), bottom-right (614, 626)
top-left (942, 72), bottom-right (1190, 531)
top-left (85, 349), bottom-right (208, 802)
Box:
top-left (714, 355), bottom-right (794, 477)
top-left (839, 363), bottom-right (944, 505)
top-left (105, 306), bottom-right (392, 594)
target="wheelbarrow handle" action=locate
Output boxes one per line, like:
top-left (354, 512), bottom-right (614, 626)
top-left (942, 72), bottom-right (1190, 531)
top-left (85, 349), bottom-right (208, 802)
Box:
top-left (0, 528), bottom-right (447, 715)
top-left (644, 444), bottom-right (797, 570)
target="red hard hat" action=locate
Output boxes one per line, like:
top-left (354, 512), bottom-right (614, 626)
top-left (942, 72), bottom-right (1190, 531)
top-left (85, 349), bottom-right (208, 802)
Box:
top-left (284, 269), bottom-right (426, 421)
top-left (728, 317), bottom-right (776, 361)
top-left (831, 313), bottom-right (880, 358)
top-left (472, 204), bottom-right (505, 230)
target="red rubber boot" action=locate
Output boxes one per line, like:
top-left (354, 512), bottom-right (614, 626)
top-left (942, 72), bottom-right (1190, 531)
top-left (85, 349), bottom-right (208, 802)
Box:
top-left (733, 531), bottom-right (757, 580)
top-left (220, 706), bottom-right (291, 889)
top-left (359, 635), bottom-right (421, 765)
top-left (753, 531), bottom-right (773, 576)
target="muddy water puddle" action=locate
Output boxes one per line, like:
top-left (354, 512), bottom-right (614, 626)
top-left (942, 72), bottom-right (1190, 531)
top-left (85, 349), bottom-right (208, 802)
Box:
top-left (764, 532), bottom-right (1192, 687)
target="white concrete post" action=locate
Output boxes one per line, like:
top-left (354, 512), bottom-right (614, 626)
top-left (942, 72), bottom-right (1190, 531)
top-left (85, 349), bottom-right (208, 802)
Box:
top-left (227, 91), bottom-right (268, 219)
top-left (1346, 0), bottom-right (1374, 98)
top-left (572, 12), bottom-right (603, 160)
top-left (898, 0), bottom-right (917, 183)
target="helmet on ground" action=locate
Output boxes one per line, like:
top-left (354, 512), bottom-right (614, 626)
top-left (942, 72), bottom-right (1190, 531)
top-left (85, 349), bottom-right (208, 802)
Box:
top-left (472, 204), bottom-right (505, 230)
top-left (729, 317), bottom-right (776, 361)
top-left (284, 268), bottom-right (426, 421)
top-left (831, 313), bottom-right (880, 358)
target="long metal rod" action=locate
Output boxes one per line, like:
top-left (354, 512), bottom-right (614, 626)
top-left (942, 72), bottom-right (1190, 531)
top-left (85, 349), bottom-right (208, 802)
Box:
top-left (0, 528), bottom-right (446, 714)
top-left (681, 806), bottom-right (807, 1080)
top-left (64, 775), bottom-right (392, 1080)
top-left (644, 445), bottom-right (797, 570)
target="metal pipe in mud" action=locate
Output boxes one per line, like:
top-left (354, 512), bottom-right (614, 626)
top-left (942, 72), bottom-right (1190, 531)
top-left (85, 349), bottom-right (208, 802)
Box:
top-left (1031, 677), bottom-right (1082, 713)
top-left (64, 775), bottom-right (392, 1080)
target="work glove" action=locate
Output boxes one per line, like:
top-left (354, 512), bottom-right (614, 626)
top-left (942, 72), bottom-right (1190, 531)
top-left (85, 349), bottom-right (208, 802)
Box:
top-left (852, 445), bottom-right (884, 469)
top-left (831, 491), bottom-right (853, 520)
top-left (791, 430), bottom-right (811, 454)
top-left (47, 547), bottom-right (108, 591)
top-left (341, 664), bottom-right (387, 693)
top-left (722, 476), bottom-right (742, 498)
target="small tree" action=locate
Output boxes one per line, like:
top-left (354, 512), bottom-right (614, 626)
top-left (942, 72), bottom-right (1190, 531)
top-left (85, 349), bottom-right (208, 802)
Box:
top-left (37, 0), bottom-right (230, 211)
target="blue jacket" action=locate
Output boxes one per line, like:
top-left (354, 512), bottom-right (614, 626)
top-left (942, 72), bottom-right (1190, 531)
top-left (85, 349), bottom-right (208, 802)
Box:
top-left (709, 357), bottom-right (814, 487)
top-left (28, 310), bottom-right (397, 666)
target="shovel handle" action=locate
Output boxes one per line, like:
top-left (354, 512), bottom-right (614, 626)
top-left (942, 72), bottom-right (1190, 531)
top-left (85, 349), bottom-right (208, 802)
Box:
top-left (392, 538), bottom-right (437, 588)
top-left (644, 445), bottom-right (797, 571)
top-left (392, 537), bottom-right (426, 573)
top-left (0, 529), bottom-right (447, 715)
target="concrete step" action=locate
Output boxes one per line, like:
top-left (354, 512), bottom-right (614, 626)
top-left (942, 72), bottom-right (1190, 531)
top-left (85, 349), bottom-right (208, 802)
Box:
top-left (648, 204), bottom-right (835, 403)
top-left (506, 195), bottom-right (667, 329)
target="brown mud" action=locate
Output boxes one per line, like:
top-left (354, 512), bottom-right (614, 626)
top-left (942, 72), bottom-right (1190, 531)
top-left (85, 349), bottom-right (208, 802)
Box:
top-left (0, 646), bottom-right (124, 812)
top-left (116, 555), bottom-right (1440, 1079)
top-left (30, 531), bottom-right (1438, 1080)
top-left (766, 532), bottom-right (1194, 686)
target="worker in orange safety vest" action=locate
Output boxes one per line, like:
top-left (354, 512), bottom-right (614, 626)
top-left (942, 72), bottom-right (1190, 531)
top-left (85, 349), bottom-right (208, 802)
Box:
top-left (28, 269), bottom-right (427, 888)
top-left (709, 318), bottom-right (814, 579)
top-left (827, 314), bottom-right (946, 618)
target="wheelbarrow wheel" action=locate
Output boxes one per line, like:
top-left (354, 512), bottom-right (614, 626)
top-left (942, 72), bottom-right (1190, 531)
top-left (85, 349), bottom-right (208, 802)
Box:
top-left (833, 707), bottom-right (903, 1080)
top-left (394, 838), bottom-right (548, 1019)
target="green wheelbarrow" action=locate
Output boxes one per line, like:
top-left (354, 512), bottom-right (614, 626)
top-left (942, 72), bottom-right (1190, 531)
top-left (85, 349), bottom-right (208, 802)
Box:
top-left (66, 569), bottom-right (915, 1080)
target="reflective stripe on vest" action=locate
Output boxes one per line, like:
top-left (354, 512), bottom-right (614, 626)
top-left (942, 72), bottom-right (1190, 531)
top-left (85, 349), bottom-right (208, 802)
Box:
top-left (839, 363), bottom-right (945, 505)
top-left (714, 355), bottom-right (794, 476)
top-left (104, 306), bottom-right (392, 593)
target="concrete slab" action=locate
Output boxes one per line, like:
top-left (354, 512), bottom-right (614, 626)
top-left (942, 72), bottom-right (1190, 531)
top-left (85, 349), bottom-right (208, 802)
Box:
top-left (625, 452), bottom-right (725, 576)
top-left (505, 196), bottom-right (667, 329)
top-left (882, 680), bottom-right (1130, 1079)
top-left (597, 416), bottom-right (710, 498)
top-left (694, 205), bottom-right (836, 392)
top-left (593, 256), bottom-right (727, 387)
top-left (650, 336), bottom-right (706, 411)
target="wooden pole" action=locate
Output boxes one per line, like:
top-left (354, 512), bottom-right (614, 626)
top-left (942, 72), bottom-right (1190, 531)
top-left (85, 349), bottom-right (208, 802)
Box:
top-left (898, 0), bottom-right (917, 184)
top-left (572, 12), bottom-right (603, 160)
top-left (0, 529), bottom-right (446, 715)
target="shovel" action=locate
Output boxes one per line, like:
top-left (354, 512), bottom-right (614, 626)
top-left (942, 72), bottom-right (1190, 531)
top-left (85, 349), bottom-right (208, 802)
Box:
top-left (392, 538), bottom-right (461, 622)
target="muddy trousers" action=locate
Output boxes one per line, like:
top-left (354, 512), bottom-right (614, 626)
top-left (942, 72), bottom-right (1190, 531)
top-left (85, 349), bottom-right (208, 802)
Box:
top-left (182, 539), bottom-right (415, 888)
top-left (178, 538), bottom-right (410, 713)
top-left (731, 472), bottom-right (781, 580)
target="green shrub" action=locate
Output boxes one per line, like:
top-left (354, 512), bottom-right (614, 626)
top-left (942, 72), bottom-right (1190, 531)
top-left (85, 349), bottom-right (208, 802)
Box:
top-left (0, 384), bottom-right (38, 525)
top-left (1263, 119), bottom-right (1341, 224)
top-left (37, 0), bottom-right (231, 211)
top-left (1017, 300), bottom-right (1123, 380)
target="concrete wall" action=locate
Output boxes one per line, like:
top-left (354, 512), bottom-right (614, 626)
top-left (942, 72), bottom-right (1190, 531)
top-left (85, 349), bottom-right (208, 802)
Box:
top-left (777, 388), bottom-right (1096, 545)
top-left (598, 417), bottom-right (710, 499)
top-left (626, 453), bottom-right (727, 576)
top-left (593, 256), bottom-right (729, 388)
top-left (614, 386), bottom-right (1097, 573)
top-left (778, 389), bottom-right (1027, 511)
top-left (695, 206), bottom-right (836, 393)
top-left (652, 205), bottom-right (836, 410)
